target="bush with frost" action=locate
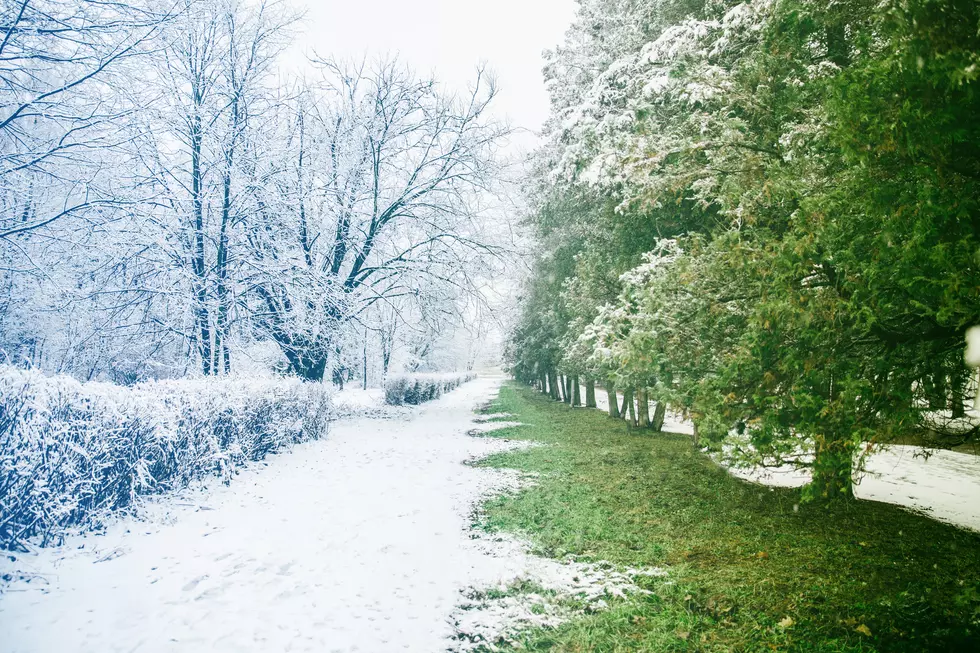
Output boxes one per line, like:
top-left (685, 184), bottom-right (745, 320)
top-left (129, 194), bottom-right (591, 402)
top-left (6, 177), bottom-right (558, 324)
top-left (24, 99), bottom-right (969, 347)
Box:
top-left (384, 372), bottom-right (476, 406)
top-left (0, 366), bottom-right (331, 550)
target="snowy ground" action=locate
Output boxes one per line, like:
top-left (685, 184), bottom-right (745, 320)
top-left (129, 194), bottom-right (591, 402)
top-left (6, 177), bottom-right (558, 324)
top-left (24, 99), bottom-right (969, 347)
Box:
top-left (0, 374), bottom-right (653, 652)
top-left (580, 383), bottom-right (980, 532)
top-left (331, 386), bottom-right (400, 419)
top-left (726, 445), bottom-right (980, 532)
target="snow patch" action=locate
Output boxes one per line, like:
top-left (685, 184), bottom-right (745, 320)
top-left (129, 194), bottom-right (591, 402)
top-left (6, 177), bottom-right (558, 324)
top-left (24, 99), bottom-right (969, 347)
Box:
top-left (449, 533), bottom-right (665, 651)
top-left (473, 413), bottom-right (515, 423)
top-left (725, 445), bottom-right (980, 531)
top-left (467, 421), bottom-right (525, 436)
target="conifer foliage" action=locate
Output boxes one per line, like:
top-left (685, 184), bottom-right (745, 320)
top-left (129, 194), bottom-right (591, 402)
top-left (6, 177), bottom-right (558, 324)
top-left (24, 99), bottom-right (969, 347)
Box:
top-left (508, 0), bottom-right (980, 499)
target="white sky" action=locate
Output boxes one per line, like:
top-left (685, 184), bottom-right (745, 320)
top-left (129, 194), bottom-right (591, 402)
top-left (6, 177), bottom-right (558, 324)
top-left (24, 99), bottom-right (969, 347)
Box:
top-left (282, 0), bottom-right (577, 154)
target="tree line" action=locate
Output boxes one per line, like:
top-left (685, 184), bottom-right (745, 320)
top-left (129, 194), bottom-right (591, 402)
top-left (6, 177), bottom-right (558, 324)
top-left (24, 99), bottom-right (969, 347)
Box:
top-left (507, 0), bottom-right (980, 499)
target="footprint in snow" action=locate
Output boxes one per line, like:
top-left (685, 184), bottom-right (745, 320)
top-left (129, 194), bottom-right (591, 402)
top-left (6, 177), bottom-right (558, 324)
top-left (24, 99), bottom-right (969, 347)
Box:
top-left (181, 575), bottom-right (208, 592)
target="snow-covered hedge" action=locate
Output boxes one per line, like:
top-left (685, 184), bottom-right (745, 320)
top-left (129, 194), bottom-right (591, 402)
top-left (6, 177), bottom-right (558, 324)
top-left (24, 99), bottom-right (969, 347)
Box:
top-left (384, 372), bottom-right (476, 406)
top-left (0, 367), bottom-right (331, 550)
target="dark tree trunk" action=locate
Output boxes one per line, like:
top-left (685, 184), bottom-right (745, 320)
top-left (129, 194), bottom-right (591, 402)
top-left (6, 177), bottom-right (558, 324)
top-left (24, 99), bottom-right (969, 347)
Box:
top-left (651, 401), bottom-right (666, 432)
top-left (621, 388), bottom-right (633, 423)
top-left (362, 330), bottom-right (368, 391)
top-left (572, 376), bottom-right (581, 406)
top-left (606, 380), bottom-right (619, 418)
top-left (637, 388), bottom-right (650, 427)
top-left (810, 433), bottom-right (855, 501)
top-left (951, 366), bottom-right (967, 419)
top-left (925, 372), bottom-right (947, 410)
top-left (585, 380), bottom-right (596, 408)
top-left (288, 354), bottom-right (327, 381)
top-left (190, 106), bottom-right (211, 376)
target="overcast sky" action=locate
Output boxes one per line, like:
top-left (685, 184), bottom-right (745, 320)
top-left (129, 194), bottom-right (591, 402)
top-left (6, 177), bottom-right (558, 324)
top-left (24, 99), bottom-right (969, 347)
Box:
top-left (282, 0), bottom-right (577, 154)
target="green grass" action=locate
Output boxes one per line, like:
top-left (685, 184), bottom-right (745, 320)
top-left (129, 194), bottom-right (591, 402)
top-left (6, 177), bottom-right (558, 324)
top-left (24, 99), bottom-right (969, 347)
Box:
top-left (473, 382), bottom-right (980, 652)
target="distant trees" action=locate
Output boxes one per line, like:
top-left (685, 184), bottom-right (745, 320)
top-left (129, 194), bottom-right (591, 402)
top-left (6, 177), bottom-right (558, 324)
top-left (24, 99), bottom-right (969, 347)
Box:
top-left (0, 0), bottom-right (509, 382)
top-left (508, 0), bottom-right (980, 500)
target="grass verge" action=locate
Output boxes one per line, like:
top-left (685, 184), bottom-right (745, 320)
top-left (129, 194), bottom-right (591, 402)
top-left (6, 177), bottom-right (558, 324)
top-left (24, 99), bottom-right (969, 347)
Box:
top-left (474, 382), bottom-right (980, 652)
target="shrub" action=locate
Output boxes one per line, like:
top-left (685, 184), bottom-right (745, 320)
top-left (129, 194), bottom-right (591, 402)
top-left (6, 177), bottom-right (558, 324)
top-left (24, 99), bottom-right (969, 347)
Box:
top-left (384, 372), bottom-right (477, 406)
top-left (0, 367), bottom-right (332, 551)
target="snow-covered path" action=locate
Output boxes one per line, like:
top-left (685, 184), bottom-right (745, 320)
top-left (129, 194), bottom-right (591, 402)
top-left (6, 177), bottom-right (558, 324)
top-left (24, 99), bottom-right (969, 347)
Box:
top-left (0, 374), bottom-right (534, 652)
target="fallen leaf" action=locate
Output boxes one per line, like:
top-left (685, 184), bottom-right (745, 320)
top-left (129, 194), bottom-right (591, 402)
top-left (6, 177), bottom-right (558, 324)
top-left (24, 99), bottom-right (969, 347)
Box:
top-left (756, 551), bottom-right (770, 560)
top-left (676, 630), bottom-right (690, 640)
top-left (855, 624), bottom-right (872, 637)
top-left (778, 616), bottom-right (794, 629)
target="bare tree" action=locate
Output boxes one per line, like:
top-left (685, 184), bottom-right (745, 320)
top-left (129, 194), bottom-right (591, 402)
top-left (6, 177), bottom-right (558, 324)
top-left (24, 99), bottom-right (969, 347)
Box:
top-left (144, 0), bottom-right (293, 375)
top-left (0, 3), bottom-right (509, 384)
top-left (245, 59), bottom-right (508, 380)
top-left (0, 0), bottom-right (173, 242)
top-left (0, 0), bottom-right (182, 377)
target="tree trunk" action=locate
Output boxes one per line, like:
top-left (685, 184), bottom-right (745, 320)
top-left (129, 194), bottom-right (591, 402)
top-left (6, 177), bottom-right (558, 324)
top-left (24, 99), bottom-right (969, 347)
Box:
top-left (585, 380), bottom-right (596, 408)
top-left (951, 367), bottom-right (966, 419)
top-left (974, 369), bottom-right (980, 411)
top-left (288, 354), bottom-right (328, 381)
top-left (548, 370), bottom-right (560, 401)
top-left (606, 381), bottom-right (620, 418)
top-left (620, 388), bottom-right (632, 423)
top-left (362, 330), bottom-right (368, 391)
top-left (190, 105), bottom-right (212, 376)
top-left (214, 199), bottom-right (231, 374)
top-left (651, 401), bottom-right (666, 432)
top-left (627, 389), bottom-right (637, 426)
top-left (809, 434), bottom-right (855, 501)
top-left (925, 372), bottom-right (947, 410)
top-left (637, 388), bottom-right (650, 427)
top-left (564, 375), bottom-right (573, 404)
top-left (572, 376), bottom-right (581, 406)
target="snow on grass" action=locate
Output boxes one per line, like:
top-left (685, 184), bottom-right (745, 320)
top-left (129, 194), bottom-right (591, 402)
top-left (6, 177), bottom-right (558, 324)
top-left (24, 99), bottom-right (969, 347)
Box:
top-left (467, 420), bottom-right (525, 436)
top-left (473, 413), bottom-right (515, 423)
top-left (449, 532), bottom-right (665, 651)
top-left (332, 386), bottom-right (386, 411)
